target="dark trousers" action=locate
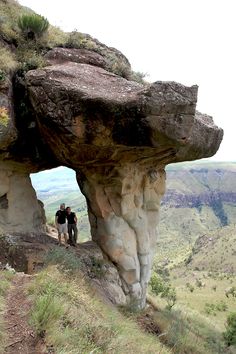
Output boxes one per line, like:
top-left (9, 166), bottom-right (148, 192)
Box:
top-left (68, 224), bottom-right (78, 245)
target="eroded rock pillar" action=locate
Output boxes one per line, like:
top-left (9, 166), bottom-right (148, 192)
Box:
top-left (0, 164), bottom-right (46, 234)
top-left (77, 164), bottom-right (166, 308)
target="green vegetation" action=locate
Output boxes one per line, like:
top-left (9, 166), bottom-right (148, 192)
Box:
top-left (149, 302), bottom-right (227, 354)
top-left (0, 270), bottom-right (14, 352)
top-left (18, 14), bottom-right (49, 40)
top-left (0, 107), bottom-right (9, 127)
top-left (150, 272), bottom-right (177, 310)
top-left (204, 301), bottom-right (228, 315)
top-left (0, 0), bottom-right (66, 74)
top-left (170, 268), bottom-right (236, 332)
top-left (65, 30), bottom-right (132, 79)
top-left (28, 266), bottom-right (170, 354)
top-left (44, 247), bottom-right (81, 274)
top-left (0, 46), bottom-right (17, 74)
top-left (0, 1), bottom-right (140, 80)
top-left (223, 312), bottom-right (236, 346)
top-left (30, 288), bottom-right (64, 337)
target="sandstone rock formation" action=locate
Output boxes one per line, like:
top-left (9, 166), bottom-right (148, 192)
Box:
top-left (0, 45), bottom-right (223, 308)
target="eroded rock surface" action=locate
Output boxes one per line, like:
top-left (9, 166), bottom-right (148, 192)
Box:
top-left (0, 45), bottom-right (223, 308)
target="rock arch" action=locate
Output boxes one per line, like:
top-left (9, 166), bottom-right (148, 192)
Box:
top-left (0, 48), bottom-right (223, 308)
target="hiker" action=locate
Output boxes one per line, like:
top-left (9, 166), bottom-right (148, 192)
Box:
top-left (66, 206), bottom-right (78, 246)
top-left (55, 203), bottom-right (68, 246)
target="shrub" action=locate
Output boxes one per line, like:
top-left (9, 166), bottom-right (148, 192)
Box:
top-left (195, 278), bottom-right (204, 288)
top-left (18, 14), bottom-right (49, 40)
top-left (16, 46), bottom-right (45, 71)
top-left (205, 301), bottom-right (228, 315)
top-left (216, 300), bottom-right (228, 312)
top-left (150, 272), bottom-right (177, 310)
top-left (223, 312), bottom-right (236, 346)
top-left (0, 279), bottom-right (10, 296)
top-left (0, 107), bottom-right (9, 127)
top-left (89, 256), bottom-right (106, 279)
top-left (30, 289), bottom-right (64, 337)
top-left (44, 247), bottom-right (81, 274)
top-left (186, 282), bottom-right (195, 292)
top-left (0, 70), bottom-right (6, 82)
top-left (0, 46), bottom-right (17, 73)
top-left (204, 303), bottom-right (216, 315)
top-left (130, 71), bottom-right (147, 84)
top-left (45, 26), bottom-right (68, 48)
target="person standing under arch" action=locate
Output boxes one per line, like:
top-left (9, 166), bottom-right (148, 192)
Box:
top-left (66, 206), bottom-right (78, 246)
top-left (55, 203), bottom-right (68, 246)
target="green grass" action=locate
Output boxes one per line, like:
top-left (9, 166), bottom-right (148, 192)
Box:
top-left (151, 304), bottom-right (227, 354)
top-left (170, 268), bottom-right (236, 332)
top-left (0, 46), bottom-right (17, 73)
top-left (44, 247), bottom-right (81, 274)
top-left (0, 270), bottom-right (14, 352)
top-left (28, 267), bottom-right (170, 354)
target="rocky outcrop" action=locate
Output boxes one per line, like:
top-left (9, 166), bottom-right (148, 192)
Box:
top-left (0, 44), bottom-right (223, 308)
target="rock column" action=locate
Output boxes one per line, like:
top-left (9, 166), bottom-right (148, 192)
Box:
top-left (0, 165), bottom-right (45, 234)
top-left (77, 163), bottom-right (166, 308)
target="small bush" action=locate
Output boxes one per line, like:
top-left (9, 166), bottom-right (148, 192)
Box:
top-left (223, 312), bottom-right (236, 346)
top-left (89, 256), bottom-right (106, 279)
top-left (16, 46), bottom-right (45, 71)
top-left (204, 303), bottom-right (216, 315)
top-left (18, 14), bottom-right (49, 40)
top-left (195, 278), bottom-right (204, 288)
top-left (0, 46), bottom-right (17, 73)
top-left (65, 30), bottom-right (89, 49)
top-left (150, 272), bottom-right (177, 310)
top-left (0, 70), bottom-right (6, 82)
top-left (212, 285), bottom-right (217, 291)
top-left (0, 107), bottom-right (9, 127)
top-left (205, 301), bottom-right (228, 315)
top-left (44, 247), bottom-right (81, 274)
top-left (30, 290), bottom-right (64, 337)
top-left (216, 300), bottom-right (228, 312)
top-left (0, 279), bottom-right (10, 296)
top-left (130, 71), bottom-right (147, 84)
top-left (186, 282), bottom-right (195, 292)
top-left (45, 26), bottom-right (68, 48)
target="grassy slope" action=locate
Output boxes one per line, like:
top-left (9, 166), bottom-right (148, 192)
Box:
top-left (186, 225), bottom-right (236, 273)
top-left (163, 225), bottom-right (236, 334)
top-left (170, 269), bottom-right (236, 332)
top-left (26, 248), bottom-right (235, 354)
top-left (0, 270), bottom-right (14, 352)
top-left (28, 265), bottom-right (170, 354)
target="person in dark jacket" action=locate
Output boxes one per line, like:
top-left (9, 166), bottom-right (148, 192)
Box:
top-left (66, 207), bottom-right (78, 246)
top-left (55, 203), bottom-right (68, 246)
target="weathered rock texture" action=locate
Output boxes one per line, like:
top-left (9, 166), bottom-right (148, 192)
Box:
top-left (0, 45), bottom-right (223, 308)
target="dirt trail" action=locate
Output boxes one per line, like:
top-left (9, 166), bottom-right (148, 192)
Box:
top-left (3, 273), bottom-right (45, 354)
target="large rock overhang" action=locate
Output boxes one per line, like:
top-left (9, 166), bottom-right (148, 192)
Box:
top-left (0, 50), bottom-right (223, 309)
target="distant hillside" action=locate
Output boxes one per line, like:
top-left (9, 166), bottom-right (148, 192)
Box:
top-left (157, 161), bottom-right (236, 264)
top-left (185, 225), bottom-right (236, 274)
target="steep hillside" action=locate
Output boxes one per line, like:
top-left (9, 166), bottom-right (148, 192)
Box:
top-left (185, 224), bottom-right (236, 274)
top-left (0, 264), bottom-right (170, 354)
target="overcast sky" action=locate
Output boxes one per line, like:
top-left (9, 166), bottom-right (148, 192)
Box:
top-left (19, 0), bottom-right (235, 161)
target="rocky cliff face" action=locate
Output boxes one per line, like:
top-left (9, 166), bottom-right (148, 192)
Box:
top-left (0, 40), bottom-right (223, 308)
